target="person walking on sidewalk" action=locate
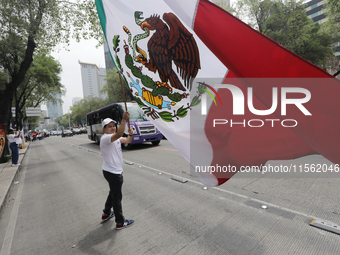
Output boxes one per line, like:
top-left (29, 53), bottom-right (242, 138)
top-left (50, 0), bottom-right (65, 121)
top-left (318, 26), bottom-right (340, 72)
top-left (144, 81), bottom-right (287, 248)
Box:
top-left (100, 113), bottom-right (134, 230)
top-left (7, 129), bottom-right (21, 166)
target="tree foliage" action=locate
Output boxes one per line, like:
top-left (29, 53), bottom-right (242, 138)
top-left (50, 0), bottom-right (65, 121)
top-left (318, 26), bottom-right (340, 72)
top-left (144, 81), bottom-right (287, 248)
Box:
top-left (100, 68), bottom-right (134, 104)
top-left (55, 114), bottom-right (71, 129)
top-left (214, 1), bottom-right (235, 14)
top-left (324, 0), bottom-right (340, 76)
top-left (227, 0), bottom-right (336, 70)
top-left (69, 95), bottom-right (107, 127)
top-left (264, 0), bottom-right (334, 68)
top-left (326, 0), bottom-right (340, 26)
top-left (232, 0), bottom-right (275, 33)
top-left (0, 0), bottom-right (103, 160)
top-left (13, 53), bottom-right (65, 129)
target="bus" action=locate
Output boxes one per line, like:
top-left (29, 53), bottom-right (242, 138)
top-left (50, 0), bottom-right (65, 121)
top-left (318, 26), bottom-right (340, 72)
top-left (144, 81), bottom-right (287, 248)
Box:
top-left (86, 102), bottom-right (162, 149)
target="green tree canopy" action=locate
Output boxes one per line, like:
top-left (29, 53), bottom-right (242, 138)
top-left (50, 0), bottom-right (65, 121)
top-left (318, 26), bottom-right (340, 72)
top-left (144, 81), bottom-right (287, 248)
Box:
top-left (227, 0), bottom-right (335, 70)
top-left (324, 0), bottom-right (340, 76)
top-left (55, 114), bottom-right (71, 129)
top-left (263, 0), bottom-right (334, 68)
top-left (232, 0), bottom-right (275, 33)
top-left (101, 68), bottom-right (134, 104)
top-left (0, 0), bottom-right (103, 149)
top-left (70, 95), bottom-right (108, 127)
top-left (326, 0), bottom-right (340, 26)
top-left (13, 53), bottom-right (65, 129)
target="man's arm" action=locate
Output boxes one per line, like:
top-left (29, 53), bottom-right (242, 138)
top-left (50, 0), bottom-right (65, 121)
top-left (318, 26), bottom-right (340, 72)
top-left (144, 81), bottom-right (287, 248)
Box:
top-left (120, 126), bottom-right (134, 144)
top-left (110, 112), bottom-right (130, 143)
top-left (14, 131), bottom-right (21, 138)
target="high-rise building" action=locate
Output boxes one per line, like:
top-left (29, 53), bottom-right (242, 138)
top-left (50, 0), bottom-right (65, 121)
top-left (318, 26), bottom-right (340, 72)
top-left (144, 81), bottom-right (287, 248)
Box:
top-left (104, 43), bottom-right (115, 70)
top-left (47, 93), bottom-right (63, 123)
top-left (79, 61), bottom-right (107, 98)
top-left (305, 0), bottom-right (339, 57)
top-left (305, 0), bottom-right (327, 24)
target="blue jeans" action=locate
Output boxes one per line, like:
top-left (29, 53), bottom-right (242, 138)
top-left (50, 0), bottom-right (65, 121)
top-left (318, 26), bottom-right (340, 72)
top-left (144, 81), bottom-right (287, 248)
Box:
top-left (103, 171), bottom-right (124, 223)
top-left (10, 142), bottom-right (19, 164)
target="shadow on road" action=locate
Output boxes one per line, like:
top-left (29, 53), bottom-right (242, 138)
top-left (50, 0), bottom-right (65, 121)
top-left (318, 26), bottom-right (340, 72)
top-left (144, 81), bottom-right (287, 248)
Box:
top-left (77, 221), bottom-right (117, 255)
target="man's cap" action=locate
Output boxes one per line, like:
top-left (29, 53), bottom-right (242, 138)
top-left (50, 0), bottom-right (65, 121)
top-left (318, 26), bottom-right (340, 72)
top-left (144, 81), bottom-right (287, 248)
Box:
top-left (102, 118), bottom-right (117, 128)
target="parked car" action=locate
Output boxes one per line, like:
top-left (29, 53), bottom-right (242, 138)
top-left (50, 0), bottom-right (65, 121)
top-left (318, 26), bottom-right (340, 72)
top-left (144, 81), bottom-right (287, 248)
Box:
top-left (62, 130), bottom-right (73, 137)
top-left (72, 128), bottom-right (81, 135)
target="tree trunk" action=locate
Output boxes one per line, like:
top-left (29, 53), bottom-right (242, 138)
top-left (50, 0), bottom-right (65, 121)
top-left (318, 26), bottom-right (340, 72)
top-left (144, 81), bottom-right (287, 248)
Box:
top-left (0, 38), bottom-right (36, 161)
top-left (0, 89), bottom-right (14, 162)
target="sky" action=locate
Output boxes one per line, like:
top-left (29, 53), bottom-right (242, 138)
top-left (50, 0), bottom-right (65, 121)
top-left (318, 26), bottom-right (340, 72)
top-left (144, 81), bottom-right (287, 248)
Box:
top-left (51, 39), bottom-right (106, 114)
top-left (51, 0), bottom-right (237, 115)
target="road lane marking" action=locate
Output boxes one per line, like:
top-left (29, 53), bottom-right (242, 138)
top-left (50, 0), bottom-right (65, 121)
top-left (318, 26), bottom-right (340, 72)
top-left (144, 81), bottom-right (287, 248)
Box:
top-left (127, 160), bottom-right (324, 222)
top-left (150, 147), bottom-right (179, 152)
top-left (51, 139), bottom-right (330, 225)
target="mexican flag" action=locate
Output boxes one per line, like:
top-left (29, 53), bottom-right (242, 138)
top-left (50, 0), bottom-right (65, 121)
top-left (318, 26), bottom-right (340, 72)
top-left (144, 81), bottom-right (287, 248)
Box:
top-left (96, 0), bottom-right (340, 186)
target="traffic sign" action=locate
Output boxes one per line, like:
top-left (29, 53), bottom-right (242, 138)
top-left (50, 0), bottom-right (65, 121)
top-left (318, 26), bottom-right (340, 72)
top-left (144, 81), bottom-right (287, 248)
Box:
top-left (26, 107), bottom-right (41, 117)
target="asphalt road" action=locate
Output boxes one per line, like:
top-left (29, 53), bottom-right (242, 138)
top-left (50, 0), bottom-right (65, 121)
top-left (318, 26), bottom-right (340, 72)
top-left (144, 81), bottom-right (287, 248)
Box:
top-left (0, 134), bottom-right (340, 255)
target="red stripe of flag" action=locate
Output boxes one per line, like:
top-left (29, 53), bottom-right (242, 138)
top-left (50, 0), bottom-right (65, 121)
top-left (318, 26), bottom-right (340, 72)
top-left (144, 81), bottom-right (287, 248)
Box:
top-left (193, 0), bottom-right (340, 185)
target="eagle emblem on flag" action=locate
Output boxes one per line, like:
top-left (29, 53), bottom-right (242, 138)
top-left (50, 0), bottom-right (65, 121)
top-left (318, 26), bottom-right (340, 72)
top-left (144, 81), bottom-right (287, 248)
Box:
top-left (112, 11), bottom-right (205, 122)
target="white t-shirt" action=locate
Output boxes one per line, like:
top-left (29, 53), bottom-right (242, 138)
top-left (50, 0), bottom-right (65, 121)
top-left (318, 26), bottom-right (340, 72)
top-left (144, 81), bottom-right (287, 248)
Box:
top-left (8, 134), bottom-right (17, 144)
top-left (8, 132), bottom-right (21, 144)
top-left (100, 133), bottom-right (123, 174)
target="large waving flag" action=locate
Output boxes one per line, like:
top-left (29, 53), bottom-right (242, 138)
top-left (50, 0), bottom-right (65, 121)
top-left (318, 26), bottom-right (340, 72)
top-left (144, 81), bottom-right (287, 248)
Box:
top-left (96, 0), bottom-right (340, 186)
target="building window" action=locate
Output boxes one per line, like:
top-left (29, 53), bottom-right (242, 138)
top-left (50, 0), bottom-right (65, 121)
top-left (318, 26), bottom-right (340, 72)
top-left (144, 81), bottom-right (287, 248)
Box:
top-left (311, 11), bottom-right (322, 19)
top-left (310, 3), bottom-right (320, 10)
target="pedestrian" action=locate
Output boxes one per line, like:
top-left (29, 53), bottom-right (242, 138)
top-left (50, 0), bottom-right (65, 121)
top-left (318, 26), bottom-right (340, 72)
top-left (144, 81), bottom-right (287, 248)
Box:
top-left (100, 112), bottom-right (134, 230)
top-left (16, 129), bottom-right (23, 149)
top-left (7, 129), bottom-right (21, 166)
top-left (32, 132), bottom-right (37, 142)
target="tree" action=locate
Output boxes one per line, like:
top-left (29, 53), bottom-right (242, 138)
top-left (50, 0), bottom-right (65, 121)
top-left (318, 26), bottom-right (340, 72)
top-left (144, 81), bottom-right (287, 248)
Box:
top-left (326, 0), bottom-right (340, 25)
top-left (0, 0), bottom-right (102, 159)
top-left (324, 0), bottom-right (340, 76)
top-left (101, 68), bottom-right (134, 104)
top-left (13, 53), bottom-right (65, 129)
top-left (44, 123), bottom-right (58, 131)
top-left (27, 116), bottom-right (41, 131)
top-left (214, 1), bottom-right (235, 14)
top-left (231, 0), bottom-right (274, 33)
top-left (229, 0), bottom-right (335, 69)
top-left (0, 70), bottom-right (7, 90)
top-left (263, 0), bottom-right (334, 68)
top-left (55, 114), bottom-right (71, 129)
top-left (70, 95), bottom-right (107, 127)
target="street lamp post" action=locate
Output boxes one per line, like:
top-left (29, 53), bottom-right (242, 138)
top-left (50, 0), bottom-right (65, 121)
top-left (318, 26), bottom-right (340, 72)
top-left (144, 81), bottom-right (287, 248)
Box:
top-left (68, 110), bottom-right (71, 129)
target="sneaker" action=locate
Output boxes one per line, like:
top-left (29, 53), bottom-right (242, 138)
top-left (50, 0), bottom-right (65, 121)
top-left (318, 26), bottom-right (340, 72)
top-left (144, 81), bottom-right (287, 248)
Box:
top-left (116, 219), bottom-right (134, 230)
top-left (101, 211), bottom-right (114, 222)
top-left (11, 164), bottom-right (20, 167)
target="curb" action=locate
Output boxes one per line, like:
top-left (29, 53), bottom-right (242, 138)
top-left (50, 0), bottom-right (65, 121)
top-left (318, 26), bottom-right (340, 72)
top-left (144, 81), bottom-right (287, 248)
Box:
top-left (0, 142), bottom-right (30, 216)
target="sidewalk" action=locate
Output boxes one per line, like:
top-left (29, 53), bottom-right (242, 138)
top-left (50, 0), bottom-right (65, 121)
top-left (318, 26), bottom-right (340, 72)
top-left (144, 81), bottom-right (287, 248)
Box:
top-left (0, 142), bottom-right (30, 215)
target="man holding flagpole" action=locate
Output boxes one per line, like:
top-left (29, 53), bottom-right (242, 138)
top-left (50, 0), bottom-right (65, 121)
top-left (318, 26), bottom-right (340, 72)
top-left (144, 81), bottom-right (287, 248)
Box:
top-left (100, 111), bottom-right (134, 230)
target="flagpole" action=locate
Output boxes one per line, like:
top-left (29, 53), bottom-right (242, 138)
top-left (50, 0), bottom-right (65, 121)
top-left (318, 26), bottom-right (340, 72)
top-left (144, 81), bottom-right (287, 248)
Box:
top-left (118, 71), bottom-right (130, 128)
